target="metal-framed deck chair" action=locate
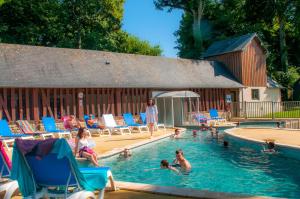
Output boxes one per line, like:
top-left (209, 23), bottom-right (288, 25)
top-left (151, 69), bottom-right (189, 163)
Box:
top-left (139, 112), bottom-right (166, 130)
top-left (209, 109), bottom-right (226, 122)
top-left (16, 120), bottom-right (54, 140)
top-left (84, 115), bottom-right (111, 136)
top-left (192, 113), bottom-right (208, 124)
top-left (0, 120), bottom-right (34, 151)
top-left (0, 141), bottom-right (18, 199)
top-left (11, 139), bottom-right (114, 199)
top-left (103, 114), bottom-right (131, 135)
top-left (123, 113), bottom-right (149, 133)
top-left (42, 117), bottom-right (72, 139)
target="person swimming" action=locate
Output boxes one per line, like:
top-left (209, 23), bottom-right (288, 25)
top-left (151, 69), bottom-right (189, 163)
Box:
top-left (200, 123), bottom-right (209, 131)
top-left (171, 129), bottom-right (182, 139)
top-left (223, 141), bottom-right (229, 148)
top-left (119, 148), bottom-right (132, 158)
top-left (176, 150), bottom-right (191, 172)
top-left (262, 141), bottom-right (276, 153)
top-left (192, 130), bottom-right (197, 137)
top-left (160, 160), bottom-right (178, 173)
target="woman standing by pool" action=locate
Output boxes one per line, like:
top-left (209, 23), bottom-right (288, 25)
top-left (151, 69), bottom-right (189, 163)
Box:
top-left (146, 98), bottom-right (158, 138)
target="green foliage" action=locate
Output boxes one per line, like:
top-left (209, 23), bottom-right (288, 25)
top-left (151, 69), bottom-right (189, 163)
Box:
top-left (173, 0), bottom-right (300, 99)
top-left (0, 0), bottom-right (161, 56)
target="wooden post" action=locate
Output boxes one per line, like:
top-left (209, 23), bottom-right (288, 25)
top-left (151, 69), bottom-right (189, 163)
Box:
top-left (25, 88), bottom-right (30, 121)
top-left (78, 90), bottom-right (84, 120)
top-left (53, 89), bottom-right (58, 120)
top-left (116, 88), bottom-right (122, 116)
top-left (60, 89), bottom-right (64, 118)
top-left (72, 88), bottom-right (76, 116)
top-left (97, 89), bottom-right (101, 118)
top-left (33, 88), bottom-right (39, 122)
top-left (19, 88), bottom-right (23, 120)
top-left (11, 88), bottom-right (16, 121)
top-left (66, 89), bottom-right (70, 116)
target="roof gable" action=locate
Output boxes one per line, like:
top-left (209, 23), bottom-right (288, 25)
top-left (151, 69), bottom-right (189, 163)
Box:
top-left (203, 33), bottom-right (266, 58)
top-left (0, 43), bottom-right (243, 89)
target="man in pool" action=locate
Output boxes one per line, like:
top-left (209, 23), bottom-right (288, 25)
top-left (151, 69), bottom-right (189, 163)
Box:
top-left (176, 150), bottom-right (192, 171)
top-left (171, 129), bottom-right (182, 139)
top-left (160, 160), bottom-right (178, 173)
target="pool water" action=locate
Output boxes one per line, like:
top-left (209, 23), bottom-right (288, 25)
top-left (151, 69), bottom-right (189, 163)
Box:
top-left (101, 129), bottom-right (300, 198)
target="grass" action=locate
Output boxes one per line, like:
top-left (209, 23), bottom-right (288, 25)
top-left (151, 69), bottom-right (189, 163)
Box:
top-left (264, 110), bottom-right (300, 118)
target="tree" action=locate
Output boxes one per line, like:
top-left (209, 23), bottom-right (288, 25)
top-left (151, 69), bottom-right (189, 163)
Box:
top-left (154, 0), bottom-right (207, 58)
top-left (0, 0), bottom-right (161, 56)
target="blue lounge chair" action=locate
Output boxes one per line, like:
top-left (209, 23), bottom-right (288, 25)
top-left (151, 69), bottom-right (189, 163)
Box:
top-left (84, 115), bottom-right (111, 136)
top-left (11, 138), bottom-right (115, 199)
top-left (0, 141), bottom-right (18, 199)
top-left (42, 117), bottom-right (72, 139)
top-left (139, 112), bottom-right (166, 130)
top-left (209, 109), bottom-right (225, 121)
top-left (193, 113), bottom-right (208, 124)
top-left (0, 120), bottom-right (34, 151)
top-left (123, 113), bottom-right (149, 133)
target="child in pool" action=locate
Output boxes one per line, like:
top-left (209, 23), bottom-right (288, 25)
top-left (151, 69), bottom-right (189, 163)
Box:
top-left (263, 141), bottom-right (276, 153)
top-left (74, 128), bottom-right (99, 166)
top-left (192, 130), bottom-right (197, 137)
top-left (120, 148), bottom-right (132, 158)
top-left (160, 160), bottom-right (178, 172)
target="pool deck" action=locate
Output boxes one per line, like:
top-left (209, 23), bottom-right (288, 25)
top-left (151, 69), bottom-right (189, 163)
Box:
top-left (225, 127), bottom-right (300, 149)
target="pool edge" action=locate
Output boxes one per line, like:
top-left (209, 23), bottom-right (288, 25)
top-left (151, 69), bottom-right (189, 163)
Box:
top-left (114, 181), bottom-right (276, 199)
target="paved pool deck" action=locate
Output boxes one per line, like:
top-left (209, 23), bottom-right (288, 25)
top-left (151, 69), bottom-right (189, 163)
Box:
top-left (225, 127), bottom-right (300, 148)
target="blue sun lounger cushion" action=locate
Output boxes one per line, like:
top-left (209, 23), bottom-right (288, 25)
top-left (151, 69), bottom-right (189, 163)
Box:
top-left (0, 120), bottom-right (31, 138)
top-left (84, 115), bottom-right (99, 129)
top-left (11, 138), bottom-right (109, 197)
top-left (209, 109), bottom-right (224, 120)
top-left (140, 112), bottom-right (147, 125)
top-left (123, 113), bottom-right (142, 127)
top-left (42, 117), bottom-right (66, 133)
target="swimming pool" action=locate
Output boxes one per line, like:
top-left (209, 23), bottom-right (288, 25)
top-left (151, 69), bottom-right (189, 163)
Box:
top-left (101, 129), bottom-right (300, 198)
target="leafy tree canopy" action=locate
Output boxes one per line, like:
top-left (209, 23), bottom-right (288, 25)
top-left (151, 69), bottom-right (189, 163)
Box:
top-left (0, 0), bottom-right (161, 56)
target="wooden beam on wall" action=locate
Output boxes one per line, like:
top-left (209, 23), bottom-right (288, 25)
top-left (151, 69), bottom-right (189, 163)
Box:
top-left (25, 89), bottom-right (30, 121)
top-left (116, 88), bottom-right (122, 116)
top-left (32, 88), bottom-right (39, 122)
top-left (0, 88), bottom-right (11, 121)
top-left (66, 89), bottom-right (70, 116)
top-left (72, 88), bottom-right (76, 116)
top-left (18, 88), bottom-right (23, 120)
top-left (60, 88), bottom-right (64, 118)
top-left (53, 89), bottom-right (58, 120)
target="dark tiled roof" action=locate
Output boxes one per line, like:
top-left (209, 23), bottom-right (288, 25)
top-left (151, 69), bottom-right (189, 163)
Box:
top-left (0, 43), bottom-right (243, 88)
top-left (267, 77), bottom-right (283, 88)
top-left (203, 33), bottom-right (264, 58)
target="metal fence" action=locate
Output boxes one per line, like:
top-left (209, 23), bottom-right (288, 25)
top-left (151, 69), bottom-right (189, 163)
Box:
top-left (231, 101), bottom-right (300, 119)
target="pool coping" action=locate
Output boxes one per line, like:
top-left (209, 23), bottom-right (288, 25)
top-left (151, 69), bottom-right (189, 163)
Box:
top-left (98, 129), bottom-right (181, 159)
top-left (224, 127), bottom-right (300, 151)
top-left (114, 181), bottom-right (276, 199)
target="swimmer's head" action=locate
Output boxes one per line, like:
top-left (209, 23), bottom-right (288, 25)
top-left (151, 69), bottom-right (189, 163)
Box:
top-left (267, 142), bottom-right (275, 149)
top-left (223, 141), bottom-right (229, 147)
top-left (160, 160), bottom-right (169, 168)
top-left (192, 130), bottom-right (197, 136)
top-left (175, 129), bottom-right (180, 135)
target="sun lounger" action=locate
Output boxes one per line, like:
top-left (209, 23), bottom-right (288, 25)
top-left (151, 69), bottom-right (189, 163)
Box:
top-left (209, 109), bottom-right (226, 122)
top-left (42, 117), bottom-right (72, 139)
top-left (103, 114), bottom-right (131, 135)
top-left (123, 113), bottom-right (149, 133)
top-left (193, 113), bottom-right (208, 124)
top-left (84, 115), bottom-right (111, 136)
top-left (139, 112), bottom-right (166, 130)
top-left (11, 138), bottom-right (115, 199)
top-left (0, 120), bottom-right (34, 151)
top-left (16, 120), bottom-right (54, 140)
top-left (0, 141), bottom-right (18, 199)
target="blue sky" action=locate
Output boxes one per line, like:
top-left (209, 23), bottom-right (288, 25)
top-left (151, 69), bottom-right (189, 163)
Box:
top-left (122, 0), bottom-right (183, 57)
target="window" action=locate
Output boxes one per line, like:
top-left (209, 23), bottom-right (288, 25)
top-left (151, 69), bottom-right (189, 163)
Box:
top-left (251, 89), bottom-right (260, 100)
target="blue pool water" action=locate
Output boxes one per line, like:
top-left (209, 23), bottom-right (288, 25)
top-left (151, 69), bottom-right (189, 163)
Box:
top-left (100, 128), bottom-right (300, 198)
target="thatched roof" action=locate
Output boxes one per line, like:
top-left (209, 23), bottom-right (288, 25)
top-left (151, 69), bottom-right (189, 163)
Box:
top-left (0, 43), bottom-right (243, 88)
top-left (203, 33), bottom-right (266, 58)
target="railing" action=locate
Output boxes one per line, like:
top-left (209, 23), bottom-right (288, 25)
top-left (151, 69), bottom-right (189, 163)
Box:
top-left (284, 119), bottom-right (300, 129)
top-left (231, 101), bottom-right (300, 119)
